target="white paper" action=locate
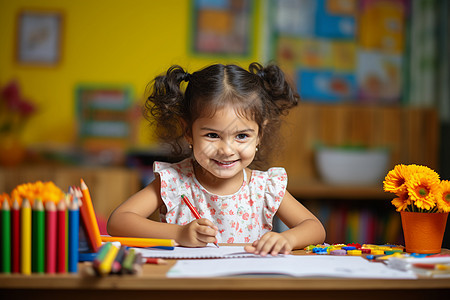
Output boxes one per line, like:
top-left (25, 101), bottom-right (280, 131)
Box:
top-left (167, 255), bottom-right (417, 279)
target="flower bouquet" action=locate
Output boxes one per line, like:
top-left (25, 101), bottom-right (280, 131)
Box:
top-left (0, 80), bottom-right (36, 166)
top-left (383, 164), bottom-right (449, 253)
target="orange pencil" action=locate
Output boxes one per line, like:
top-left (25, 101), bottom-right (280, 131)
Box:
top-left (80, 179), bottom-right (102, 250)
top-left (101, 236), bottom-right (175, 248)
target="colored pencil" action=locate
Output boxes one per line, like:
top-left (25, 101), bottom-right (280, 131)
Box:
top-left (80, 179), bottom-right (102, 251)
top-left (98, 243), bottom-right (119, 276)
top-left (100, 236), bottom-right (175, 248)
top-left (145, 258), bottom-right (168, 265)
top-left (32, 199), bottom-right (45, 273)
top-left (92, 242), bottom-right (113, 270)
top-left (75, 186), bottom-right (98, 252)
top-left (65, 194), bottom-right (70, 271)
top-left (121, 248), bottom-right (136, 274)
top-left (57, 199), bottom-right (66, 273)
top-left (20, 198), bottom-right (32, 275)
top-left (111, 245), bottom-right (126, 274)
top-left (45, 201), bottom-right (57, 274)
top-left (181, 194), bottom-right (219, 247)
top-left (132, 251), bottom-right (144, 275)
top-left (1, 199), bottom-right (11, 273)
top-left (11, 199), bottom-right (20, 273)
top-left (68, 199), bottom-right (79, 273)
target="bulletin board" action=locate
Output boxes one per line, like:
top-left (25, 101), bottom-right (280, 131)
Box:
top-left (268, 0), bottom-right (407, 104)
top-left (75, 85), bottom-right (133, 156)
top-left (190, 0), bottom-right (254, 57)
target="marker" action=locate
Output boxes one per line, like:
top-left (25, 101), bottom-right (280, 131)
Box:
top-left (181, 194), bottom-right (219, 248)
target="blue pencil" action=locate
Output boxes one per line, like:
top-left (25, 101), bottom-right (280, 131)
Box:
top-left (68, 199), bottom-right (79, 273)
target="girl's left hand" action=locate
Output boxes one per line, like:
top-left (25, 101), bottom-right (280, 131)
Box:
top-left (244, 232), bottom-right (292, 256)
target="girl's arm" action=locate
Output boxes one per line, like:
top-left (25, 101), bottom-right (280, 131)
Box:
top-left (106, 175), bottom-right (218, 246)
top-left (245, 191), bottom-right (326, 256)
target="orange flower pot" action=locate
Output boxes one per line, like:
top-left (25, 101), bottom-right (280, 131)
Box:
top-left (400, 211), bottom-right (448, 254)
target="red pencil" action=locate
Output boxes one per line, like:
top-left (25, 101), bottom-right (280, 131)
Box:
top-left (11, 199), bottom-right (20, 273)
top-left (46, 201), bottom-right (57, 274)
top-left (181, 194), bottom-right (219, 248)
top-left (57, 199), bottom-right (66, 273)
top-left (145, 258), bottom-right (168, 265)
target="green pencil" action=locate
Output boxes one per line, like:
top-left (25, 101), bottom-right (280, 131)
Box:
top-left (32, 199), bottom-right (45, 273)
top-left (121, 248), bottom-right (136, 274)
top-left (1, 199), bottom-right (11, 273)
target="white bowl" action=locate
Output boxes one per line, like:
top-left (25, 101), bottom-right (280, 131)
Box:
top-left (315, 147), bottom-right (390, 186)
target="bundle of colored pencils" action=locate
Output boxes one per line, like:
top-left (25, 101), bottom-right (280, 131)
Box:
top-left (0, 181), bottom-right (79, 274)
top-left (89, 242), bottom-right (167, 276)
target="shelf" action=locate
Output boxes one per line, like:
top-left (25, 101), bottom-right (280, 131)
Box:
top-left (287, 178), bottom-right (392, 200)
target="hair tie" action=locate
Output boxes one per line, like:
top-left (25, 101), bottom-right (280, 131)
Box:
top-left (257, 70), bottom-right (265, 79)
top-left (182, 72), bottom-right (191, 82)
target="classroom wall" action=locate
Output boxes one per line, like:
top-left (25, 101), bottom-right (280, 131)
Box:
top-left (0, 0), bottom-right (261, 148)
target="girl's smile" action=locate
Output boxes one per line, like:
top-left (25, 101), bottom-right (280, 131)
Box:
top-left (188, 105), bottom-right (259, 194)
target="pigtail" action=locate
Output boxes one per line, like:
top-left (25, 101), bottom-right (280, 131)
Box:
top-left (144, 65), bottom-right (191, 156)
top-left (249, 62), bottom-right (300, 116)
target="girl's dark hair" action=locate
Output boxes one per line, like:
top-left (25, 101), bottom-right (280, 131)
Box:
top-left (144, 62), bottom-right (300, 169)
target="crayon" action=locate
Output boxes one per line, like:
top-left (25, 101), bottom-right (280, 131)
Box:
top-left (111, 245), bottom-right (126, 274)
top-left (21, 199), bottom-right (32, 275)
top-left (57, 199), bottom-right (66, 273)
top-left (121, 248), bottom-right (136, 274)
top-left (1, 199), bottom-right (11, 273)
top-left (11, 199), bottom-right (20, 273)
top-left (45, 201), bottom-right (57, 274)
top-left (181, 194), bottom-right (219, 248)
top-left (132, 252), bottom-right (144, 275)
top-left (98, 243), bottom-right (119, 276)
top-left (93, 242), bottom-right (113, 270)
top-left (68, 199), bottom-right (79, 273)
top-left (32, 199), bottom-right (45, 273)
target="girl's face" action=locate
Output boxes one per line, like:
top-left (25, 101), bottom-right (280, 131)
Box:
top-left (188, 105), bottom-right (260, 182)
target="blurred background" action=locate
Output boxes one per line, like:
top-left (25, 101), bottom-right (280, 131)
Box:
top-left (1, 0), bottom-right (449, 247)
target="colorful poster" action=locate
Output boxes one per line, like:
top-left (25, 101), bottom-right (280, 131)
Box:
top-left (297, 69), bottom-right (357, 101)
top-left (192, 0), bottom-right (253, 56)
top-left (356, 51), bottom-right (402, 103)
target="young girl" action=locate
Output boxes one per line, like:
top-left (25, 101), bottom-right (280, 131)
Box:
top-left (107, 62), bottom-right (325, 256)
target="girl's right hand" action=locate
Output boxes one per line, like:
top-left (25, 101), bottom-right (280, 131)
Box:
top-left (177, 218), bottom-right (218, 247)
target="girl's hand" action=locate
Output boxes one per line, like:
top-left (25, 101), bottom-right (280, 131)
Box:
top-left (177, 218), bottom-right (218, 247)
top-left (244, 232), bottom-right (292, 256)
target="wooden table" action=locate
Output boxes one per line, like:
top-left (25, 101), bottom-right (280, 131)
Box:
top-left (1, 248), bottom-right (450, 300)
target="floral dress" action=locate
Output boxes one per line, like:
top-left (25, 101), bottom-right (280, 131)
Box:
top-left (154, 158), bottom-right (287, 243)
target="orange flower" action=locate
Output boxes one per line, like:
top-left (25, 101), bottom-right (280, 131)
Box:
top-left (408, 164), bottom-right (440, 185)
top-left (11, 181), bottom-right (65, 206)
top-left (391, 191), bottom-right (411, 212)
top-left (406, 173), bottom-right (439, 211)
top-left (436, 180), bottom-right (450, 213)
top-left (383, 164), bottom-right (410, 194)
top-left (0, 192), bottom-right (11, 207)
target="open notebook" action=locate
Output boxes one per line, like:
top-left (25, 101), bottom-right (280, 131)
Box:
top-left (167, 255), bottom-right (417, 279)
top-left (138, 245), bottom-right (266, 259)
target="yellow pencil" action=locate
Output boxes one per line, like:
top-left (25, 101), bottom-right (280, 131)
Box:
top-left (21, 198), bottom-right (32, 275)
top-left (98, 244), bottom-right (119, 276)
top-left (100, 236), bottom-right (175, 248)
